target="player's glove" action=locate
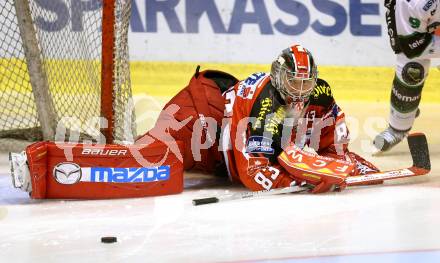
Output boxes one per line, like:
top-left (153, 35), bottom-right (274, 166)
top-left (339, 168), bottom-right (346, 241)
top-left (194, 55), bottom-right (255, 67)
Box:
top-left (277, 145), bottom-right (354, 194)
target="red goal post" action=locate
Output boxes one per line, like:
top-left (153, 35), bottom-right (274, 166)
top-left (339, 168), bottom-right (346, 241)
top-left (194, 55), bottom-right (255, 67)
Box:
top-left (0, 0), bottom-right (136, 151)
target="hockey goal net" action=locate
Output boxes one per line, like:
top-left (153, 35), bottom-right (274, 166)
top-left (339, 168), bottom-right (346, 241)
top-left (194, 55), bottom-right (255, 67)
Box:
top-left (0, 0), bottom-right (136, 151)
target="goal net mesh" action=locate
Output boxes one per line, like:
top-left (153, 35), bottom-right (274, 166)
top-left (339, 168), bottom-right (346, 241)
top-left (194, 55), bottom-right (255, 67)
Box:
top-left (0, 0), bottom-right (136, 150)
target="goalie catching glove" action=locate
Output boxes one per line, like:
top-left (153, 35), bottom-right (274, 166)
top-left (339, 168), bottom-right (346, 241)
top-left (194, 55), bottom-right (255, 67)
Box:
top-left (278, 145), bottom-right (354, 193)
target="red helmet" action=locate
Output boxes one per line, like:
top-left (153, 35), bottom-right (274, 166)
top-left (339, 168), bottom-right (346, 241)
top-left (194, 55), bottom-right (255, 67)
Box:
top-left (270, 44), bottom-right (318, 103)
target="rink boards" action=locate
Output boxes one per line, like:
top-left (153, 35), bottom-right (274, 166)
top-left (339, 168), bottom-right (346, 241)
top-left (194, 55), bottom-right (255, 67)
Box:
top-left (130, 62), bottom-right (440, 102)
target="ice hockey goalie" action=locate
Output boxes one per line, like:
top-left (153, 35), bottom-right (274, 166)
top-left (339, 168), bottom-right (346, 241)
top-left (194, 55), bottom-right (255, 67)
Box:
top-left (10, 44), bottom-right (380, 199)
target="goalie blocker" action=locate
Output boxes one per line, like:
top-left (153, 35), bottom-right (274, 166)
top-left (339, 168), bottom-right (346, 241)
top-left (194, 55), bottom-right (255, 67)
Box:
top-left (10, 141), bottom-right (184, 199)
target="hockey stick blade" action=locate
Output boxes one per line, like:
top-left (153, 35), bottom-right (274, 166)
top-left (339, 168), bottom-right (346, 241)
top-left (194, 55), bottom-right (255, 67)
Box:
top-left (346, 133), bottom-right (430, 185)
top-left (407, 133), bottom-right (430, 170)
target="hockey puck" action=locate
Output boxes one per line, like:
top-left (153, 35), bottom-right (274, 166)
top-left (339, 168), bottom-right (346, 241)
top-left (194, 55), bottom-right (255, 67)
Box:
top-left (101, 236), bottom-right (117, 243)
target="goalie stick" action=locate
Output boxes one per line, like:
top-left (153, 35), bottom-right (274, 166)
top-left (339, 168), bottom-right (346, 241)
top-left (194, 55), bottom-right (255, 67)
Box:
top-left (192, 133), bottom-right (430, 206)
top-left (192, 182), bottom-right (311, 206)
top-left (346, 133), bottom-right (430, 186)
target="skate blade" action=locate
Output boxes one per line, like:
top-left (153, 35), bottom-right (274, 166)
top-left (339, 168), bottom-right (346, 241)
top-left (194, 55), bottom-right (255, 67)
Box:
top-left (9, 152), bottom-right (21, 188)
top-left (9, 152), bottom-right (16, 187)
top-left (9, 152), bottom-right (25, 189)
top-left (371, 148), bottom-right (386, 157)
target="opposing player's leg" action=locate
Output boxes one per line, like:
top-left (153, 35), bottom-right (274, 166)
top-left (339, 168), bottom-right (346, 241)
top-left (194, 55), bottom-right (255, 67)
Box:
top-left (373, 55), bottom-right (429, 152)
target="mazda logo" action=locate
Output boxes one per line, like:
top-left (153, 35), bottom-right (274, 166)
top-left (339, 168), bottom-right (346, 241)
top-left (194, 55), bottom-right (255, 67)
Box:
top-left (53, 162), bottom-right (82, 185)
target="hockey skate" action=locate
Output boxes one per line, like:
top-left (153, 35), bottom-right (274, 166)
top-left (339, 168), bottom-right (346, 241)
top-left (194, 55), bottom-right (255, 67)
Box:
top-left (9, 151), bottom-right (32, 193)
top-left (372, 126), bottom-right (408, 155)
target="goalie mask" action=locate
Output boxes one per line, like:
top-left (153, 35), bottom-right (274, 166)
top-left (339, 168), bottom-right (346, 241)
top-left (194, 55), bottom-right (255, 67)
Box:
top-left (270, 45), bottom-right (318, 104)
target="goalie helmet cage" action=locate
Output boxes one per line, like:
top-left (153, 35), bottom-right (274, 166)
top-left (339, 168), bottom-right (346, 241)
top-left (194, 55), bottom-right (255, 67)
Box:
top-left (0, 0), bottom-right (136, 152)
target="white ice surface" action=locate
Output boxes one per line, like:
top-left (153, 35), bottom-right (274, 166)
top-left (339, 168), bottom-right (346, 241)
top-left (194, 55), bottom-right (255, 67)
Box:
top-left (1, 163), bottom-right (440, 262)
top-left (1, 102), bottom-right (440, 262)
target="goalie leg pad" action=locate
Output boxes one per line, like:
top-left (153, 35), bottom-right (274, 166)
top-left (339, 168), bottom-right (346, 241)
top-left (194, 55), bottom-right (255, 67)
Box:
top-left (140, 69), bottom-right (238, 173)
top-left (25, 140), bottom-right (184, 199)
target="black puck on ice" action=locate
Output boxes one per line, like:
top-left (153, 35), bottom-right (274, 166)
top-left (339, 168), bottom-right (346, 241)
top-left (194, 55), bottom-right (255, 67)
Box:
top-left (101, 236), bottom-right (117, 243)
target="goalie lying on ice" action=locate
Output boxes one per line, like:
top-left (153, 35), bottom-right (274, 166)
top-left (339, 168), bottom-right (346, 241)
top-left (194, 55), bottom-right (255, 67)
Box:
top-left (10, 44), bottom-right (380, 199)
top-left (138, 44), bottom-right (381, 194)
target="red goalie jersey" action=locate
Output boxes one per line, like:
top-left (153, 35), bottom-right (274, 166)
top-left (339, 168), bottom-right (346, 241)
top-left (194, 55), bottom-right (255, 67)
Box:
top-left (220, 72), bottom-right (378, 191)
top-left (140, 67), bottom-right (379, 193)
